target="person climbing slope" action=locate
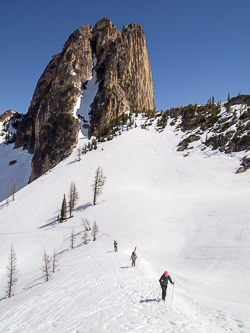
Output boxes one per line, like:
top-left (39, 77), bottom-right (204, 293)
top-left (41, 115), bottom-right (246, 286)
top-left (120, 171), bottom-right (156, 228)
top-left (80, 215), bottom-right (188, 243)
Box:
top-left (159, 271), bottom-right (174, 301)
top-left (130, 251), bottom-right (137, 267)
top-left (114, 240), bottom-right (118, 252)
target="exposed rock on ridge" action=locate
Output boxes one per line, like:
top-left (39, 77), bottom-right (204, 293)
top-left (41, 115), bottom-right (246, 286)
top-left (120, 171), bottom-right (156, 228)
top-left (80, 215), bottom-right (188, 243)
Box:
top-left (15, 18), bottom-right (155, 181)
top-left (0, 110), bottom-right (17, 122)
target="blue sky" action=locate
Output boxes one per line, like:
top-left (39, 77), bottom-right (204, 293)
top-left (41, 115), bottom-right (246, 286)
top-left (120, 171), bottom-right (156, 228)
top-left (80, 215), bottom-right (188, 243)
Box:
top-left (0, 0), bottom-right (249, 115)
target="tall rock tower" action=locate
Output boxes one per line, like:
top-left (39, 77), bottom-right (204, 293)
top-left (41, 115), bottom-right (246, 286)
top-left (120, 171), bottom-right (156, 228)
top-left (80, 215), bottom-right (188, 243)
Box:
top-left (15, 18), bottom-right (155, 181)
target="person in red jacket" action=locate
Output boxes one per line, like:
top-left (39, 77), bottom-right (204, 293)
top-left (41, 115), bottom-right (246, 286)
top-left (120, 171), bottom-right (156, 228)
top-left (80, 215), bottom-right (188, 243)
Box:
top-left (159, 271), bottom-right (174, 300)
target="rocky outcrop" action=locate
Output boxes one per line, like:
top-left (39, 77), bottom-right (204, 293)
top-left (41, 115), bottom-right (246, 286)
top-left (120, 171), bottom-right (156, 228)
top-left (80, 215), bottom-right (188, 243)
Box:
top-left (90, 19), bottom-right (155, 134)
top-left (0, 110), bottom-right (17, 122)
top-left (15, 18), bottom-right (155, 181)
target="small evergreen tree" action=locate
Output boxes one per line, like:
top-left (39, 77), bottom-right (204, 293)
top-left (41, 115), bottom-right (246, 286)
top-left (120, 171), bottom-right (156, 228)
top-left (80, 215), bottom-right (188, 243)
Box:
top-left (92, 138), bottom-right (97, 150)
top-left (82, 226), bottom-right (88, 245)
top-left (70, 229), bottom-right (76, 249)
top-left (92, 167), bottom-right (106, 205)
top-left (60, 194), bottom-right (67, 222)
top-left (92, 221), bottom-right (99, 241)
top-left (68, 182), bottom-right (79, 218)
top-left (226, 92), bottom-right (231, 113)
top-left (52, 249), bottom-right (59, 274)
top-left (6, 245), bottom-right (18, 298)
top-left (82, 144), bottom-right (87, 155)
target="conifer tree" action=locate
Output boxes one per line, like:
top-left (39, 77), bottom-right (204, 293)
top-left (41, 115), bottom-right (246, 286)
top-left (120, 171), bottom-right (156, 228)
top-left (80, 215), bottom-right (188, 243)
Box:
top-left (92, 221), bottom-right (99, 241)
top-left (6, 245), bottom-right (18, 298)
top-left (226, 92), bottom-right (231, 113)
top-left (82, 227), bottom-right (88, 245)
top-left (52, 249), bottom-right (59, 274)
top-left (82, 144), bottom-right (87, 155)
top-left (40, 250), bottom-right (51, 282)
top-left (70, 229), bottom-right (76, 249)
top-left (68, 182), bottom-right (79, 218)
top-left (60, 194), bottom-right (67, 222)
top-left (92, 167), bottom-right (106, 205)
top-left (92, 138), bottom-right (97, 150)
top-left (11, 179), bottom-right (18, 201)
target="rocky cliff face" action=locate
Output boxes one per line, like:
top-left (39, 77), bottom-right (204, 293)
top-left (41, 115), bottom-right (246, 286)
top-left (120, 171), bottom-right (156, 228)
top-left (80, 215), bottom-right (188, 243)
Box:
top-left (90, 19), bottom-right (155, 134)
top-left (15, 18), bottom-right (155, 181)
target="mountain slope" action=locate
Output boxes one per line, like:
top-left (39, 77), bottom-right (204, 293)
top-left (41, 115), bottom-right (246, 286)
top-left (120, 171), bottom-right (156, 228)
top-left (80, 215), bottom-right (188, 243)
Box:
top-left (0, 119), bottom-right (32, 203)
top-left (0, 116), bottom-right (250, 332)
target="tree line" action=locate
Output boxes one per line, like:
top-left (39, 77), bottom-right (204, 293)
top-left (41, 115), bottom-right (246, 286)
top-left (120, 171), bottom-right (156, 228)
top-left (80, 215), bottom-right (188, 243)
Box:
top-left (3, 166), bottom-right (104, 297)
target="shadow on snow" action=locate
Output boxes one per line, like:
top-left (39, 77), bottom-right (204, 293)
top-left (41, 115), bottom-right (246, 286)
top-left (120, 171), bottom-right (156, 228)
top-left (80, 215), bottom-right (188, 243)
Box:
top-left (139, 298), bottom-right (161, 303)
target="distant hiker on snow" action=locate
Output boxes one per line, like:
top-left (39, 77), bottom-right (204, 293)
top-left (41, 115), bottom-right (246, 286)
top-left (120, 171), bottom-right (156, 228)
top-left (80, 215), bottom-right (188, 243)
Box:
top-left (114, 240), bottom-right (117, 252)
top-left (159, 271), bottom-right (174, 301)
top-left (130, 251), bottom-right (137, 267)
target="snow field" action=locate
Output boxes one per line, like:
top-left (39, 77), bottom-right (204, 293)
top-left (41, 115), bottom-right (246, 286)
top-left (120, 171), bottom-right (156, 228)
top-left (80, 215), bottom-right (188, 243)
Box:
top-left (0, 115), bottom-right (250, 332)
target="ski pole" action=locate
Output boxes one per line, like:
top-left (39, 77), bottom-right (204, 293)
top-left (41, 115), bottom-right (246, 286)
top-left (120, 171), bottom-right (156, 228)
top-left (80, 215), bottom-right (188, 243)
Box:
top-left (172, 283), bottom-right (174, 302)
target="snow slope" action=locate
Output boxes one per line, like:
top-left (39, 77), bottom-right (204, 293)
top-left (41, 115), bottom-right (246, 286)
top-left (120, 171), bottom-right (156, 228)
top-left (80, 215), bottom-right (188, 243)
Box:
top-left (0, 115), bottom-right (250, 332)
top-left (0, 131), bottom-right (32, 203)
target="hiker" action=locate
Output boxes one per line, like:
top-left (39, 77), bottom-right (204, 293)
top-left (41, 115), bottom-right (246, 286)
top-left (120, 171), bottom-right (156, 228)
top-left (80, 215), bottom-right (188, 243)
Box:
top-left (114, 240), bottom-right (118, 252)
top-left (159, 271), bottom-right (174, 300)
top-left (130, 251), bottom-right (137, 267)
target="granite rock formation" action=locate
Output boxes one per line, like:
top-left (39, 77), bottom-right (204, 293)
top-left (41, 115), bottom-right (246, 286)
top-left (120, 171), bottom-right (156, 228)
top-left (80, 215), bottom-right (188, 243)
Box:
top-left (15, 18), bottom-right (155, 181)
top-left (0, 110), bottom-right (17, 122)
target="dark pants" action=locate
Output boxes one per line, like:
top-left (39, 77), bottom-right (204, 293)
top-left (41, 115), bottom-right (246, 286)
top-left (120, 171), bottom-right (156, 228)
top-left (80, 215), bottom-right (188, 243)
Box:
top-left (162, 285), bottom-right (167, 300)
top-left (132, 259), bottom-right (136, 267)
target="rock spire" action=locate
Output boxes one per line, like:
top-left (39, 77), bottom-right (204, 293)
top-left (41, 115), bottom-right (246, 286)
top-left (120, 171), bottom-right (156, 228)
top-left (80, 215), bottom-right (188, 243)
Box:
top-left (15, 18), bottom-right (155, 181)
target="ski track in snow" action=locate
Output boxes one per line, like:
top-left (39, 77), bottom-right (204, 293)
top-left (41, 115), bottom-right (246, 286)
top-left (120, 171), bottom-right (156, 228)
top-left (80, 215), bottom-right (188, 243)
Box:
top-left (1, 239), bottom-right (248, 333)
top-left (0, 112), bottom-right (250, 332)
